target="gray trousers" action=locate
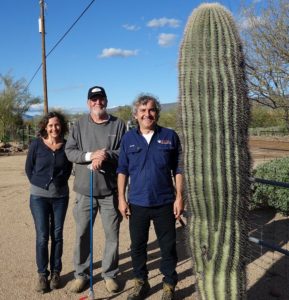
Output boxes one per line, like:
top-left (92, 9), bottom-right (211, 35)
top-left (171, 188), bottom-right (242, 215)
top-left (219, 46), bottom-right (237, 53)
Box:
top-left (73, 192), bottom-right (121, 280)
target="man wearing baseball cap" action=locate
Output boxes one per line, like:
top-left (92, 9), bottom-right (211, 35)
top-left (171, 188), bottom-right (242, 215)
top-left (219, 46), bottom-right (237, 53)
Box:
top-left (87, 86), bottom-right (107, 99)
top-left (65, 86), bottom-right (126, 294)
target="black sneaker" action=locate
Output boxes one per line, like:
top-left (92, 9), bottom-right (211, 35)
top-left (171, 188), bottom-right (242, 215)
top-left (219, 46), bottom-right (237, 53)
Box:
top-left (50, 272), bottom-right (60, 290)
top-left (35, 274), bottom-right (48, 293)
top-left (161, 283), bottom-right (175, 300)
top-left (127, 279), bottom-right (150, 300)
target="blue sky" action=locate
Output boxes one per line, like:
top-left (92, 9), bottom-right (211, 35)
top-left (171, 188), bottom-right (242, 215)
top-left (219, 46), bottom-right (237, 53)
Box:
top-left (1, 0), bottom-right (258, 114)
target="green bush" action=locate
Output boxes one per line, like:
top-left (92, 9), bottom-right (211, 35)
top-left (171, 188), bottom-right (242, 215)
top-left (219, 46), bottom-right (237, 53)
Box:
top-left (158, 108), bottom-right (177, 130)
top-left (249, 126), bottom-right (289, 136)
top-left (252, 157), bottom-right (289, 215)
top-left (250, 106), bottom-right (284, 128)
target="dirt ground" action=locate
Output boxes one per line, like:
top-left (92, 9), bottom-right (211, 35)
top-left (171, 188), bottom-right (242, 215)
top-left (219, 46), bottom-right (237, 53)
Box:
top-left (1, 136), bottom-right (289, 300)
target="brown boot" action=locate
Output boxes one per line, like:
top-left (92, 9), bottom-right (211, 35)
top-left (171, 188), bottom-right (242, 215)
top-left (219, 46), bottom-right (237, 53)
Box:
top-left (69, 278), bottom-right (88, 293)
top-left (161, 283), bottom-right (175, 300)
top-left (127, 278), bottom-right (150, 300)
top-left (35, 274), bottom-right (48, 293)
top-left (104, 278), bottom-right (119, 293)
top-left (50, 272), bottom-right (60, 290)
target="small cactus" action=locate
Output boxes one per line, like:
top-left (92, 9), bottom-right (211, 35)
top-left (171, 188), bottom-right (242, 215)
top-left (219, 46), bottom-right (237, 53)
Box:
top-left (178, 3), bottom-right (251, 299)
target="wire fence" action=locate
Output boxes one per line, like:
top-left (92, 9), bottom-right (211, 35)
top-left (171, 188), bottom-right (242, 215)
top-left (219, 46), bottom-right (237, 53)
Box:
top-left (247, 178), bottom-right (289, 299)
top-left (0, 125), bottom-right (38, 151)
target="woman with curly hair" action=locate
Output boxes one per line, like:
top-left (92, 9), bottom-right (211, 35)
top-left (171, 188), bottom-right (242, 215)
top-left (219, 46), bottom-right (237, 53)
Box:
top-left (25, 111), bottom-right (72, 293)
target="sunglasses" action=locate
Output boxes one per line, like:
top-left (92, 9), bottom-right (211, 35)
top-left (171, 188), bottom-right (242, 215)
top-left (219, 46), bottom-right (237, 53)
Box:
top-left (90, 97), bottom-right (106, 102)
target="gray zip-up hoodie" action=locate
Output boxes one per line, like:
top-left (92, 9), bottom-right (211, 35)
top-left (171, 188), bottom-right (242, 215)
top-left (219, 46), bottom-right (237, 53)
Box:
top-left (65, 114), bottom-right (126, 196)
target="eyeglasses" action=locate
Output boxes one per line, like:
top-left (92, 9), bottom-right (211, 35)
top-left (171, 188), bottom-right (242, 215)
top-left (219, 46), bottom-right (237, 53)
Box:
top-left (90, 97), bottom-right (106, 102)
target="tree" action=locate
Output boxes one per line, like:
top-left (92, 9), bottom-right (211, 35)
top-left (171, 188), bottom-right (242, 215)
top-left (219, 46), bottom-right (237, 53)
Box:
top-left (113, 105), bottom-right (132, 124)
top-left (0, 73), bottom-right (41, 141)
top-left (158, 108), bottom-right (177, 129)
top-left (241, 0), bottom-right (289, 129)
top-left (250, 104), bottom-right (283, 128)
top-left (113, 105), bottom-right (178, 130)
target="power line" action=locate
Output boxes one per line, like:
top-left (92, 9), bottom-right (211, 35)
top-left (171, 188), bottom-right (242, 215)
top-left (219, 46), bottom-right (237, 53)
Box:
top-left (26, 63), bottom-right (42, 89)
top-left (46, 0), bottom-right (96, 57)
top-left (26, 0), bottom-right (96, 91)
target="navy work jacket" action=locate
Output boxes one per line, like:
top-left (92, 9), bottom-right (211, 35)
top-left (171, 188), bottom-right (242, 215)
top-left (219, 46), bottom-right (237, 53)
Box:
top-left (117, 125), bottom-right (182, 207)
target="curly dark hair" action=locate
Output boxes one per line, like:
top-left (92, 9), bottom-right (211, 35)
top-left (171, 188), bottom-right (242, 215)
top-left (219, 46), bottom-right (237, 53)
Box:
top-left (38, 111), bottom-right (69, 138)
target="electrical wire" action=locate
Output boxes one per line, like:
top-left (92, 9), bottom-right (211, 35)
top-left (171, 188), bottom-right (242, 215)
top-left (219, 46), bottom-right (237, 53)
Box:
top-left (46, 0), bottom-right (95, 58)
top-left (25, 0), bottom-right (96, 90)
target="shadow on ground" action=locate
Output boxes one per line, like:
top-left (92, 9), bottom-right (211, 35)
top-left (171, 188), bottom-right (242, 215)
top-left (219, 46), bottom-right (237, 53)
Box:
top-left (248, 208), bottom-right (289, 300)
top-left (59, 222), bottom-right (195, 299)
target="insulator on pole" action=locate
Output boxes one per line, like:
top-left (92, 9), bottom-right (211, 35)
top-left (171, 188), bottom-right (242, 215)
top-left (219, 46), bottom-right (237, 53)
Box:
top-left (38, 17), bottom-right (42, 33)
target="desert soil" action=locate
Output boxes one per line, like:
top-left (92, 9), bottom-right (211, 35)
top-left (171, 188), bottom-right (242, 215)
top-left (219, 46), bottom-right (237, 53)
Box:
top-left (1, 136), bottom-right (289, 300)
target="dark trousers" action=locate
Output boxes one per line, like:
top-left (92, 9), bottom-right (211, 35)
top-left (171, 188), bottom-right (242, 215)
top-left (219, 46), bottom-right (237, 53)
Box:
top-left (129, 203), bottom-right (178, 286)
top-left (30, 195), bottom-right (68, 276)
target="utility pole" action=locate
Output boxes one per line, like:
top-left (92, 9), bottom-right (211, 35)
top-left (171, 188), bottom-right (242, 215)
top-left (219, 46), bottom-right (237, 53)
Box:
top-left (39, 0), bottom-right (48, 114)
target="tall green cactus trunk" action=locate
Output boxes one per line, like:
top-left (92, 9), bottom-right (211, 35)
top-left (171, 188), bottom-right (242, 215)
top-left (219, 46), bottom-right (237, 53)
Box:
top-left (178, 3), bottom-right (251, 300)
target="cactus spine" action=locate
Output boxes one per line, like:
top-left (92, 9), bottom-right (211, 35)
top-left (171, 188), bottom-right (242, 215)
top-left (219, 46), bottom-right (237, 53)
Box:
top-left (178, 3), bottom-right (250, 300)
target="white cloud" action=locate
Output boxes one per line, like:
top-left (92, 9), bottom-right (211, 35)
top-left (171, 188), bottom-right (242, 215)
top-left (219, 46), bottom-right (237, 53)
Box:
top-left (29, 103), bottom-right (43, 112)
top-left (238, 17), bottom-right (250, 30)
top-left (122, 24), bottom-right (140, 31)
top-left (99, 48), bottom-right (139, 58)
top-left (158, 33), bottom-right (177, 47)
top-left (147, 17), bottom-right (180, 28)
top-left (239, 15), bottom-right (264, 30)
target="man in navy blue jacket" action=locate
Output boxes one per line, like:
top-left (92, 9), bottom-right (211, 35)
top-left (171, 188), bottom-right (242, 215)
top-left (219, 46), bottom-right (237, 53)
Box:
top-left (117, 93), bottom-right (184, 300)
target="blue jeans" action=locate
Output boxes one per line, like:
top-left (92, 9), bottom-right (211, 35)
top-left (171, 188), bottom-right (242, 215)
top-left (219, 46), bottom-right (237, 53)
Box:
top-left (30, 195), bottom-right (68, 276)
top-left (129, 203), bottom-right (178, 286)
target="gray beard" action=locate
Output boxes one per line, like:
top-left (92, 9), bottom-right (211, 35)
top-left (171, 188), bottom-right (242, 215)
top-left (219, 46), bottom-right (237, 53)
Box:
top-left (91, 107), bottom-right (107, 118)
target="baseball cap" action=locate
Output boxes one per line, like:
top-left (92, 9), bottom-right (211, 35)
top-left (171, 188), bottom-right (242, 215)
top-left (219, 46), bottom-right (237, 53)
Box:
top-left (87, 86), bottom-right (107, 99)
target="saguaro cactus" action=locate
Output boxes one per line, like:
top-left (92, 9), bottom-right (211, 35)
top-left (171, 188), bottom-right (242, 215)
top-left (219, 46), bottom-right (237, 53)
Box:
top-left (178, 3), bottom-right (251, 300)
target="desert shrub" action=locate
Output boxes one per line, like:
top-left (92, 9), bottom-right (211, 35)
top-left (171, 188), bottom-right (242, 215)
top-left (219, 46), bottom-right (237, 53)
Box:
top-left (250, 106), bottom-right (284, 128)
top-left (113, 105), bottom-right (132, 123)
top-left (158, 108), bottom-right (177, 130)
top-left (249, 125), bottom-right (288, 136)
top-left (252, 157), bottom-right (289, 215)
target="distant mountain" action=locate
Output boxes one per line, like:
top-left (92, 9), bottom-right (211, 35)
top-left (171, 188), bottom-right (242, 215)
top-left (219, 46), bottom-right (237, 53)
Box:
top-left (23, 114), bottom-right (35, 121)
top-left (160, 102), bottom-right (177, 112)
top-left (107, 102), bottom-right (177, 113)
top-left (24, 102), bottom-right (178, 119)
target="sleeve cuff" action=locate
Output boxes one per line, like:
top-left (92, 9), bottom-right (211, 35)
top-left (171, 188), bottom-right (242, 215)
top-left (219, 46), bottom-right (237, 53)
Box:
top-left (85, 152), bottom-right (92, 161)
